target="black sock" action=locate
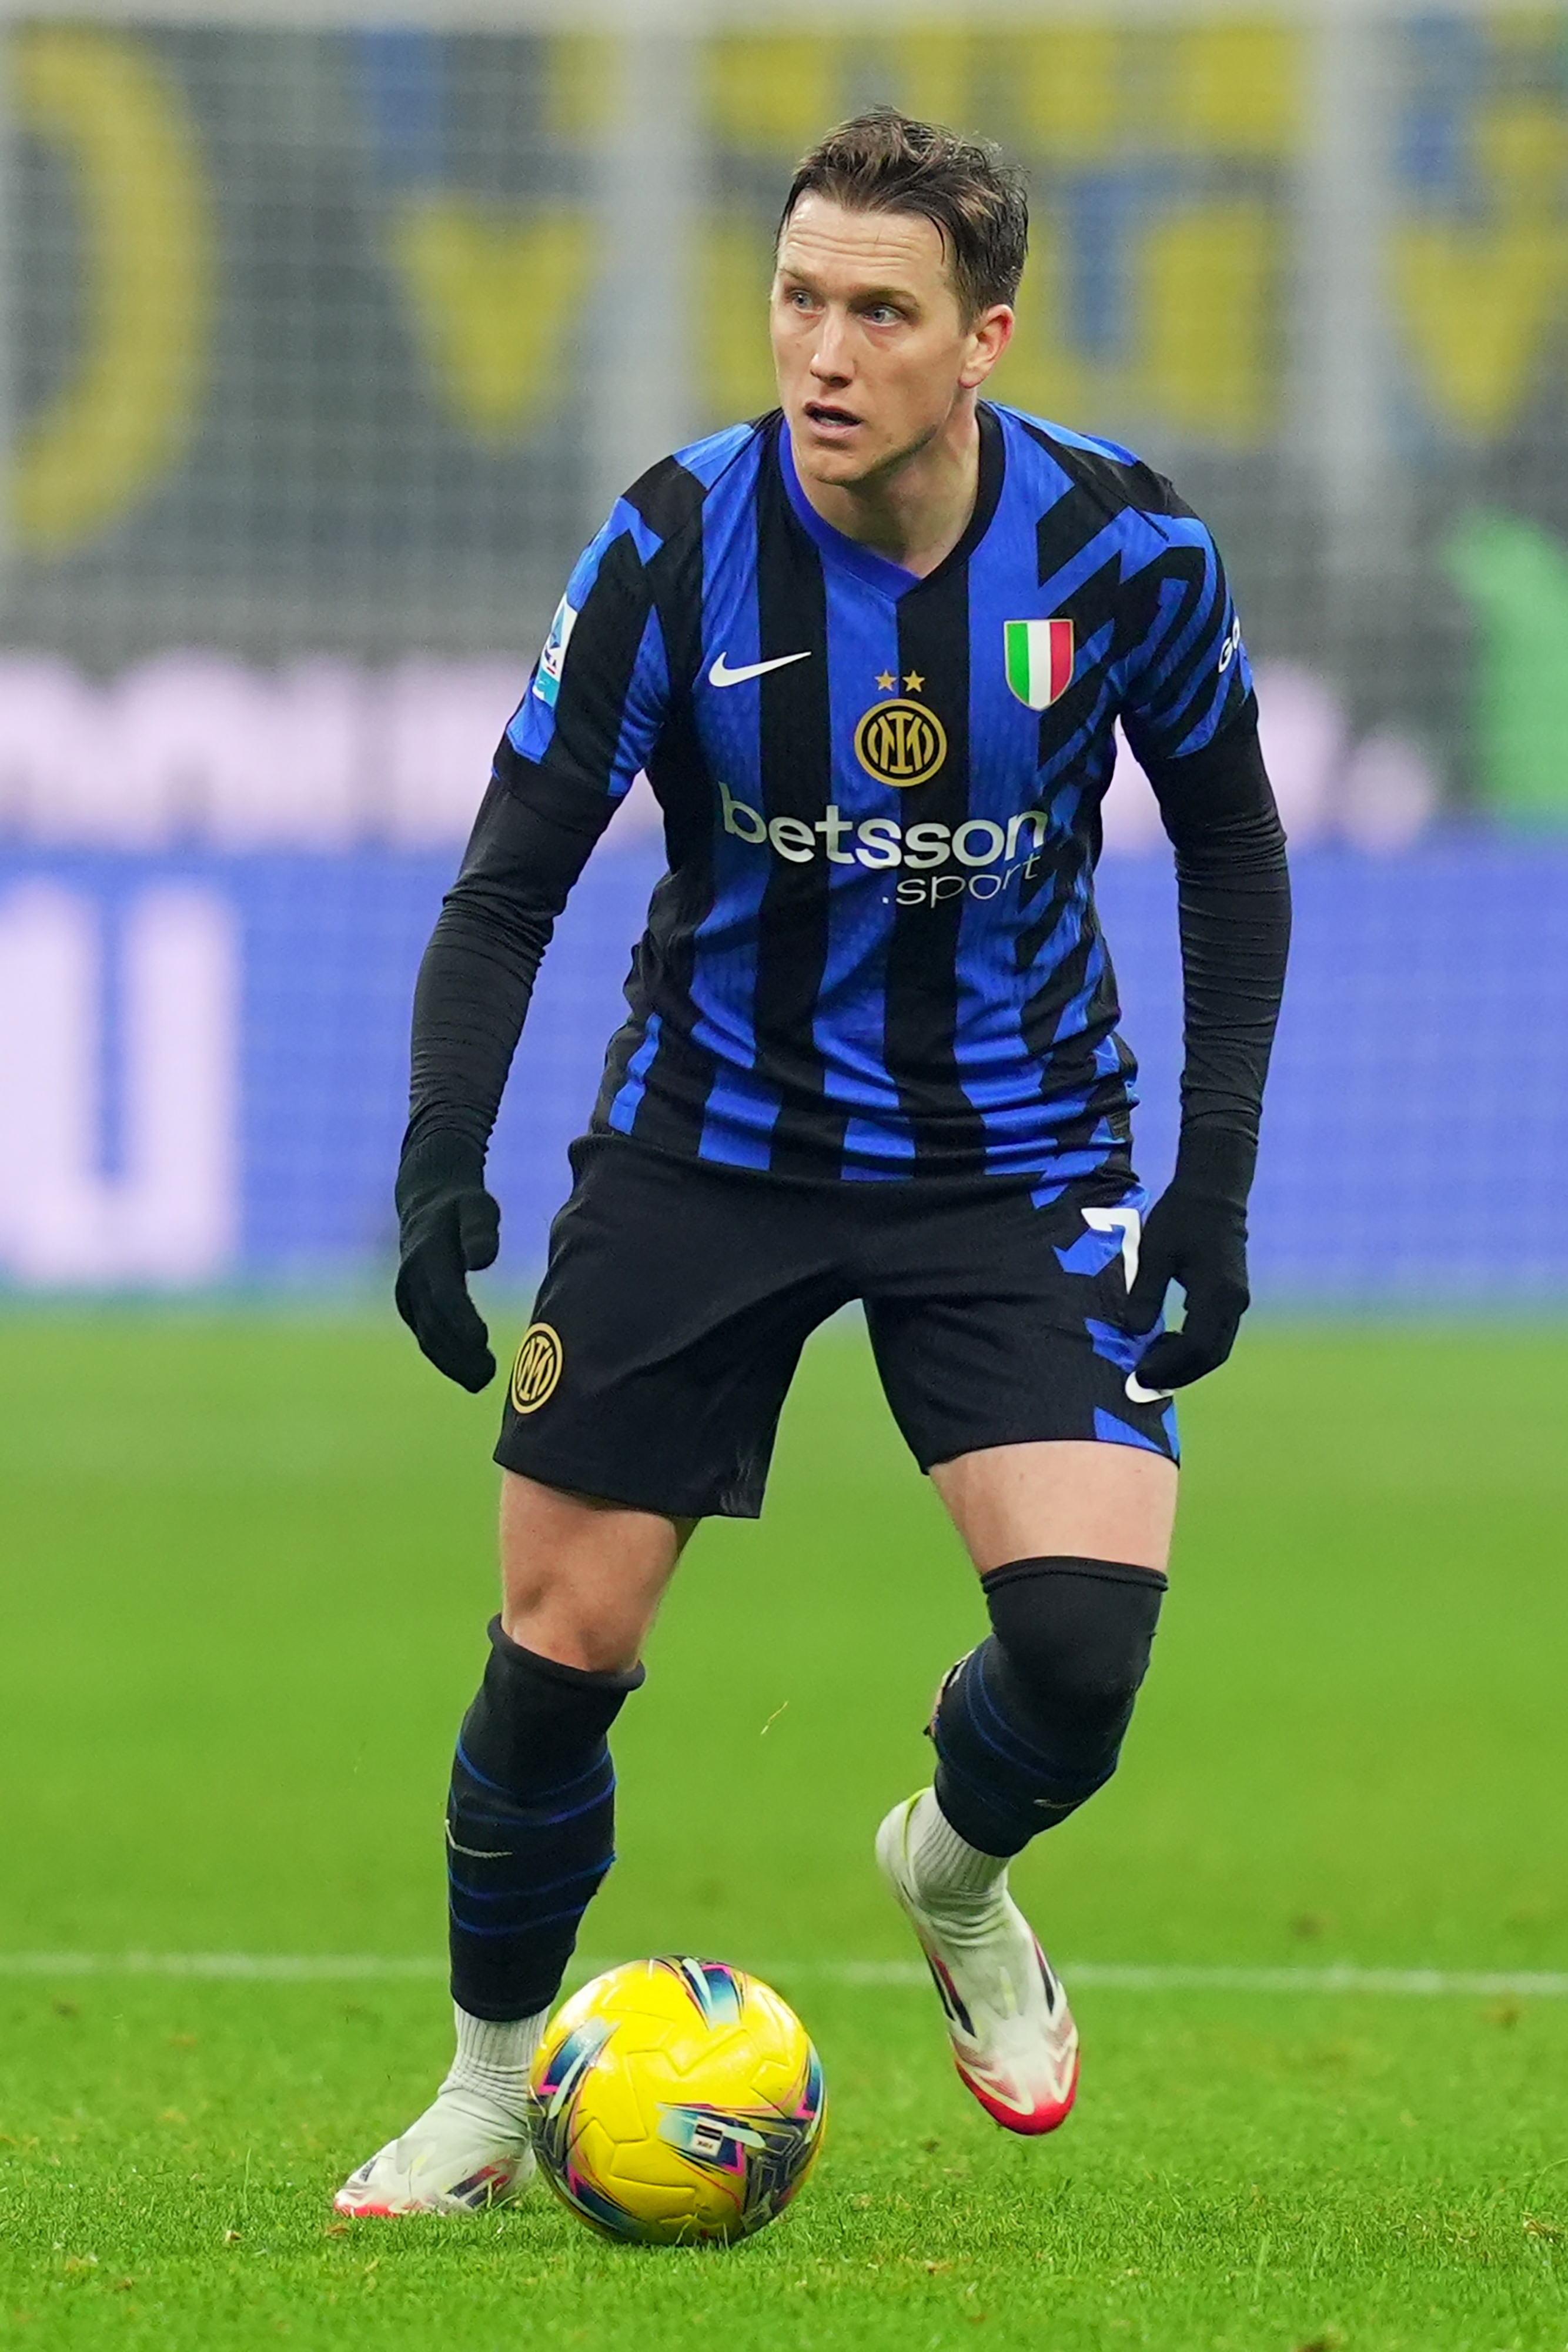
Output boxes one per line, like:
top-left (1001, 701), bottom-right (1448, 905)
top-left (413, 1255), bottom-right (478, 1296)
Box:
top-left (931, 1556), bottom-right (1167, 1857)
top-left (447, 1616), bottom-right (643, 2021)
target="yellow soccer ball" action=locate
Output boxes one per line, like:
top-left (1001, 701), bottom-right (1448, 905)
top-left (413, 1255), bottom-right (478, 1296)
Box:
top-left (527, 1957), bottom-right (825, 2245)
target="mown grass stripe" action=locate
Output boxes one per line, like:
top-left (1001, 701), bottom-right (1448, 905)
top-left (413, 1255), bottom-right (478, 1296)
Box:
top-left (0, 1953), bottom-right (1563, 1996)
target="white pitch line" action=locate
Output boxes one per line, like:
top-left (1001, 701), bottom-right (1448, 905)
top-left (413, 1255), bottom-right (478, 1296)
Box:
top-left (800, 1963), bottom-right (1568, 1997)
top-left (0, 1953), bottom-right (446, 1982)
top-left (1064, 1964), bottom-right (1568, 1999)
top-left (0, 1954), bottom-right (1564, 1997)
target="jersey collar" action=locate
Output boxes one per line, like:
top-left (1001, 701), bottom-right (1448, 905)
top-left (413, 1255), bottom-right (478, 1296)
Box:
top-left (777, 403), bottom-right (1004, 599)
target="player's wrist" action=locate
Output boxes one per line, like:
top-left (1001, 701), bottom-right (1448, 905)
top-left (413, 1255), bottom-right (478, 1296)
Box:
top-left (1169, 1122), bottom-right (1255, 1215)
top-left (396, 1127), bottom-right (489, 1219)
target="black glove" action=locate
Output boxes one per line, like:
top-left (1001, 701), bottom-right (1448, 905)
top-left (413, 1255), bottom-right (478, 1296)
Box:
top-left (394, 1131), bottom-right (500, 1392)
top-left (1125, 1134), bottom-right (1252, 1393)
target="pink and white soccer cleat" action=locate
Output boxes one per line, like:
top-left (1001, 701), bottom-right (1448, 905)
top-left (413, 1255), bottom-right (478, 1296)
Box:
top-left (333, 2088), bottom-right (534, 2216)
top-left (875, 1792), bottom-right (1079, 2136)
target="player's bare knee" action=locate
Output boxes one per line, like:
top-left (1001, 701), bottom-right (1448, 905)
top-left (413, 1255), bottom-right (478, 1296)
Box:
top-left (498, 1559), bottom-right (649, 1678)
top-left (497, 1472), bottom-right (684, 1675)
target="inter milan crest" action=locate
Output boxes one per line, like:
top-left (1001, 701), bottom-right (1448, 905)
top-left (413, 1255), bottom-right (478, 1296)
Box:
top-left (854, 697), bottom-right (947, 788)
top-left (510, 1322), bottom-right (563, 1414)
top-left (1004, 618), bottom-right (1074, 710)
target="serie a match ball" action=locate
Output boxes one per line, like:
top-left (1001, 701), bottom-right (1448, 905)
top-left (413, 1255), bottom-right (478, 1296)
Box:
top-left (526, 1957), bottom-right (825, 2246)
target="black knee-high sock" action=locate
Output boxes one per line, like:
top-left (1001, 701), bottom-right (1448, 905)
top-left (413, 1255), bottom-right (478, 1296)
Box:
top-left (447, 1616), bottom-right (643, 2022)
top-left (931, 1557), bottom-right (1167, 1858)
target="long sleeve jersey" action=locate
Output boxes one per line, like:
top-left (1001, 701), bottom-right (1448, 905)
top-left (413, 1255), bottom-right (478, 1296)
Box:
top-left (407, 402), bottom-right (1290, 1193)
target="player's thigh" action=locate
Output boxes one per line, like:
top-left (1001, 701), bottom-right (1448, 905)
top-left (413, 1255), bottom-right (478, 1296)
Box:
top-left (862, 1172), bottom-right (1179, 1569)
top-left (495, 1135), bottom-right (848, 1524)
top-left (929, 1439), bottom-right (1176, 1576)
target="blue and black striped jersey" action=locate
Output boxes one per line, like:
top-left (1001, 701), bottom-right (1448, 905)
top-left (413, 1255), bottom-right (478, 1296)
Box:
top-left (501, 400), bottom-right (1254, 1185)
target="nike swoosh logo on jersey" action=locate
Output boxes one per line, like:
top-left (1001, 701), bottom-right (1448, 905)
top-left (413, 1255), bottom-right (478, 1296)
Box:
top-left (708, 649), bottom-right (813, 687)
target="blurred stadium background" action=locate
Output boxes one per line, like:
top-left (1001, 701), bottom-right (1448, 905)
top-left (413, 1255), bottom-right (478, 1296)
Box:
top-left (4, 16), bottom-right (1568, 2340)
top-left (1, 0), bottom-right (1566, 1297)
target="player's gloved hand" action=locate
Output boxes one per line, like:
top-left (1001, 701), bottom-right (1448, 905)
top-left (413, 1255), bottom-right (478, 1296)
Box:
top-left (1125, 1134), bottom-right (1252, 1394)
top-left (394, 1132), bottom-right (500, 1392)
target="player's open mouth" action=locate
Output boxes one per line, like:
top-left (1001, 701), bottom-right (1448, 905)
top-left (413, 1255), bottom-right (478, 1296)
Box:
top-left (803, 403), bottom-right (861, 435)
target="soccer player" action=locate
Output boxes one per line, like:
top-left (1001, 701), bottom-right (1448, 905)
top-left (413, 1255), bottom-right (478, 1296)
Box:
top-left (337, 109), bottom-right (1289, 2214)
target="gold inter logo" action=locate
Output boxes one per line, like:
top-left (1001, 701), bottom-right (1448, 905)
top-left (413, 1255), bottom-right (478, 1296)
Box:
top-left (510, 1323), bottom-right (563, 1415)
top-left (854, 697), bottom-right (947, 788)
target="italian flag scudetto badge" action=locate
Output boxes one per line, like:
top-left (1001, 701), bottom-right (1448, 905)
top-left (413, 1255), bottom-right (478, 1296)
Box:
top-left (1004, 618), bottom-right (1075, 710)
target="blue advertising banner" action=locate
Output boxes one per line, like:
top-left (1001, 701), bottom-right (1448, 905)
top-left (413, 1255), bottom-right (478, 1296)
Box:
top-left (0, 844), bottom-right (1563, 1301)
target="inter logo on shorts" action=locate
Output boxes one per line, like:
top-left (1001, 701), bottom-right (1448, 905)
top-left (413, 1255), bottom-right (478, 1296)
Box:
top-left (510, 1323), bottom-right (563, 1414)
top-left (854, 698), bottom-right (947, 787)
top-left (1003, 619), bottom-right (1074, 710)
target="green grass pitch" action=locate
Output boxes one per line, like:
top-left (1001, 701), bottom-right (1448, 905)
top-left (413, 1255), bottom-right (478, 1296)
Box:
top-left (1, 1311), bottom-right (1566, 2350)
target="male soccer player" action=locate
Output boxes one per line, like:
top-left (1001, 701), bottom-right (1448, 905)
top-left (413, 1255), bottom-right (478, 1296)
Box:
top-left (337, 109), bottom-right (1289, 2213)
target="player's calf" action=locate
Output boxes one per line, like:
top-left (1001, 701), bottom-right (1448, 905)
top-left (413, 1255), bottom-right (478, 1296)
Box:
top-left (336, 1617), bottom-right (644, 2214)
top-left (447, 1615), bottom-right (643, 2022)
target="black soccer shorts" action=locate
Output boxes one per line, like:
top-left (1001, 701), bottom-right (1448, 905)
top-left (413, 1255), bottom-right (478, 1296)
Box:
top-left (495, 1134), bottom-right (1178, 1520)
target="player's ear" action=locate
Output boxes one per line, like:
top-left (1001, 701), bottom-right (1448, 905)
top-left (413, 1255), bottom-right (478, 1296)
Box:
top-left (960, 304), bottom-right (1014, 389)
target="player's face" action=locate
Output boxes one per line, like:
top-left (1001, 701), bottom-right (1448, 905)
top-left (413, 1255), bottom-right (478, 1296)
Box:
top-left (770, 196), bottom-right (1013, 490)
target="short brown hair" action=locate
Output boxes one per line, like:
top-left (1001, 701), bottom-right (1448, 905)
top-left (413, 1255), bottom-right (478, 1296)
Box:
top-left (778, 107), bottom-right (1029, 320)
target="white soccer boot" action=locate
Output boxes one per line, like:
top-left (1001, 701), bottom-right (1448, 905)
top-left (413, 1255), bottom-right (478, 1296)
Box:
top-left (875, 1788), bottom-right (1079, 2136)
top-left (333, 2006), bottom-right (540, 2216)
top-left (333, 2087), bottom-right (534, 2216)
